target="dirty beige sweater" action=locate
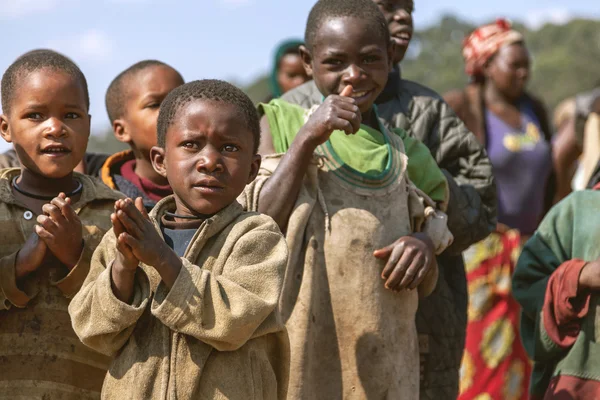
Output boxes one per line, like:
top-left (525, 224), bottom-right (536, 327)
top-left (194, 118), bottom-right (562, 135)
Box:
top-left (239, 131), bottom-right (453, 399)
top-left (0, 168), bottom-right (123, 400)
top-left (69, 196), bottom-right (290, 400)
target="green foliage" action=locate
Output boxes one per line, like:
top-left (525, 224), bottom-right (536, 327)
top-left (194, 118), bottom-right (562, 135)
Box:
top-left (87, 129), bottom-right (128, 154)
top-left (401, 16), bottom-right (600, 111)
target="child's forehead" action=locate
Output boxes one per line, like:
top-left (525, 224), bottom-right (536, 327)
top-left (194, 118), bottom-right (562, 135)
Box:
top-left (313, 16), bottom-right (386, 52)
top-left (175, 99), bottom-right (247, 131)
top-left (125, 65), bottom-right (181, 95)
top-left (15, 69), bottom-right (86, 104)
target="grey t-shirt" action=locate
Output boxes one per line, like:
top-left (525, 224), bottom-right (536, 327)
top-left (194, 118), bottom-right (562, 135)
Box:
top-left (161, 227), bottom-right (197, 257)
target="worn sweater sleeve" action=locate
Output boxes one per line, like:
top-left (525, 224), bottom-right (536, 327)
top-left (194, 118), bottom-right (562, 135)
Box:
top-left (51, 240), bottom-right (95, 298)
top-left (0, 251), bottom-right (33, 310)
top-left (433, 101), bottom-right (497, 254)
top-left (151, 222), bottom-right (287, 352)
top-left (543, 259), bottom-right (591, 349)
top-left (513, 193), bottom-right (579, 363)
top-left (68, 229), bottom-right (150, 357)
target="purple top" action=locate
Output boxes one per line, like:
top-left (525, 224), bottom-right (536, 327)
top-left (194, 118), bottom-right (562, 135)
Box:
top-left (485, 99), bottom-right (552, 235)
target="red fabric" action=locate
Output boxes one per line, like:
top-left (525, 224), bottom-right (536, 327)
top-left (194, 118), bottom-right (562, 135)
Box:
top-left (543, 260), bottom-right (591, 348)
top-left (462, 18), bottom-right (524, 78)
top-left (120, 159), bottom-right (172, 202)
top-left (459, 231), bottom-right (531, 400)
top-left (544, 374), bottom-right (600, 399)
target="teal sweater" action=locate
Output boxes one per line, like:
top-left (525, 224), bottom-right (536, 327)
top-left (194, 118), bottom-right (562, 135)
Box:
top-left (513, 189), bottom-right (600, 397)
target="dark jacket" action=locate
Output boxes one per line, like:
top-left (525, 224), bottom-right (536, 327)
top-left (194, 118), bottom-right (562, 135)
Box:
top-left (281, 69), bottom-right (497, 400)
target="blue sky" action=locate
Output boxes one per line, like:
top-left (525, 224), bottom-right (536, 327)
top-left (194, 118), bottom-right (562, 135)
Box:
top-left (1, 0), bottom-right (598, 152)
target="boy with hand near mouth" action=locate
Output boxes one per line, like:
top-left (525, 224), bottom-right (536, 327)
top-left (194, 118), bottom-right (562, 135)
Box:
top-left (242, 0), bottom-right (453, 398)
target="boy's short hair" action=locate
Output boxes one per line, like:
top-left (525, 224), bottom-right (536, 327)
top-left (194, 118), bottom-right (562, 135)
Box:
top-left (105, 60), bottom-right (183, 123)
top-left (305, 0), bottom-right (390, 50)
top-left (157, 79), bottom-right (261, 153)
top-left (1, 49), bottom-right (89, 114)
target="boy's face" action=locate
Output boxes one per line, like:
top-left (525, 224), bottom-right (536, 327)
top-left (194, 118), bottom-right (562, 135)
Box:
top-left (277, 53), bottom-right (310, 95)
top-left (303, 16), bottom-right (393, 114)
top-left (0, 69), bottom-right (90, 179)
top-left (373, 0), bottom-right (414, 64)
top-left (116, 65), bottom-right (183, 160)
top-left (152, 100), bottom-right (260, 216)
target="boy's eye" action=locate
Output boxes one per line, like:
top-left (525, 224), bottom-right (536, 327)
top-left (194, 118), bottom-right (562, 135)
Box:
top-left (324, 58), bottom-right (343, 66)
top-left (363, 55), bottom-right (380, 64)
top-left (146, 102), bottom-right (160, 109)
top-left (26, 112), bottom-right (43, 120)
top-left (223, 144), bottom-right (239, 153)
top-left (65, 112), bottom-right (80, 119)
top-left (182, 142), bottom-right (199, 149)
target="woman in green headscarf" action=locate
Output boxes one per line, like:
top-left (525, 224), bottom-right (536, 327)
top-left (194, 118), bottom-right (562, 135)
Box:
top-left (267, 39), bottom-right (310, 100)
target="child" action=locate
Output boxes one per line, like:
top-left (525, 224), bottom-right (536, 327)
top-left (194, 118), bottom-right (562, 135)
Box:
top-left (241, 0), bottom-right (453, 398)
top-left (266, 39), bottom-right (311, 101)
top-left (69, 80), bottom-right (290, 399)
top-left (512, 187), bottom-right (600, 399)
top-left (0, 49), bottom-right (123, 399)
top-left (100, 60), bottom-right (184, 210)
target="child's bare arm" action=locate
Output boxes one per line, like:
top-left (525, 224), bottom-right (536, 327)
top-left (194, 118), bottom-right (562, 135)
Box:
top-left (257, 85), bottom-right (360, 230)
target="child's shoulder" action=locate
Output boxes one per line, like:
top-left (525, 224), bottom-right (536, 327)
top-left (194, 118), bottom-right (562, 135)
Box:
top-left (258, 98), bottom-right (307, 119)
top-left (230, 208), bottom-right (283, 237)
top-left (552, 189), bottom-right (600, 215)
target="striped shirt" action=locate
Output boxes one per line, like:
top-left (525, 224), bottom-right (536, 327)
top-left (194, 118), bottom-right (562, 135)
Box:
top-left (0, 168), bottom-right (123, 400)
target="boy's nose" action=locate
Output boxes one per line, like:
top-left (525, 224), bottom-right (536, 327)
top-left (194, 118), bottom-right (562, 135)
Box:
top-left (43, 118), bottom-right (67, 138)
top-left (343, 64), bottom-right (363, 84)
top-left (196, 148), bottom-right (224, 173)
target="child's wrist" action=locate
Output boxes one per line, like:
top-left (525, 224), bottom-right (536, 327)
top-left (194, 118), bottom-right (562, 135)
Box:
top-left (63, 240), bottom-right (84, 270)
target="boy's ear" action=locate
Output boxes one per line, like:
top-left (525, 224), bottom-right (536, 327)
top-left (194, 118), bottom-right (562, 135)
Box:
top-left (150, 146), bottom-right (168, 179)
top-left (0, 115), bottom-right (12, 143)
top-left (87, 114), bottom-right (92, 137)
top-left (113, 119), bottom-right (131, 144)
top-left (247, 154), bottom-right (262, 184)
top-left (299, 45), bottom-right (314, 78)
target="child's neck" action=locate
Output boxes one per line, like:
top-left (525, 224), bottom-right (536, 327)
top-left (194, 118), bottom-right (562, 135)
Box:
top-left (133, 156), bottom-right (169, 186)
top-left (361, 107), bottom-right (380, 131)
top-left (17, 168), bottom-right (78, 197)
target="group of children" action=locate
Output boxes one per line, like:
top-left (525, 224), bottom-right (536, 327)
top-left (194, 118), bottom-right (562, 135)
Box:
top-left (0, 0), bottom-right (593, 399)
top-left (0, 0), bottom-right (451, 398)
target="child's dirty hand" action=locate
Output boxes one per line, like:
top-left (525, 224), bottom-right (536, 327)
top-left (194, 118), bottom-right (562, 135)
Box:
top-left (300, 84), bottom-right (361, 147)
top-left (112, 199), bottom-right (139, 271)
top-left (15, 232), bottom-right (48, 279)
top-left (578, 259), bottom-right (600, 291)
top-left (373, 233), bottom-right (435, 292)
top-left (36, 193), bottom-right (83, 269)
top-left (114, 197), bottom-right (172, 269)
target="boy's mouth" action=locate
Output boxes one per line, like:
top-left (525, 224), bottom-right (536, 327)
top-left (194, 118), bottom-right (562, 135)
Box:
top-left (193, 178), bottom-right (225, 194)
top-left (345, 89), bottom-right (375, 104)
top-left (40, 144), bottom-right (71, 157)
top-left (391, 29), bottom-right (412, 47)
